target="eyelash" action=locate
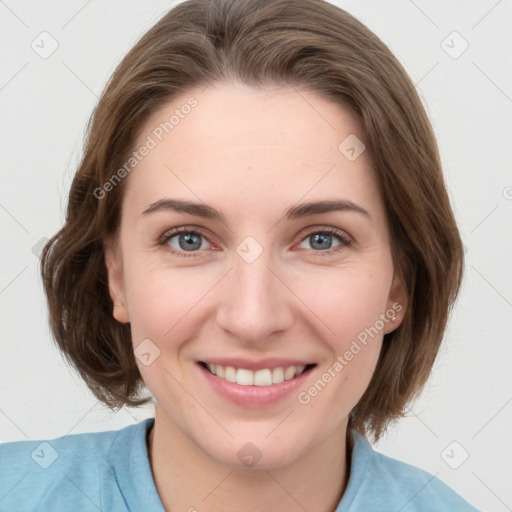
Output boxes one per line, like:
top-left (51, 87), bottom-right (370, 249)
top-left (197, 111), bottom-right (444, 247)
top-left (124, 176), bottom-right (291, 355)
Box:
top-left (158, 226), bottom-right (352, 258)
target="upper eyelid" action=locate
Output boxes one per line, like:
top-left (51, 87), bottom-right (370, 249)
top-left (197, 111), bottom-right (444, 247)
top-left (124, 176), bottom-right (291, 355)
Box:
top-left (160, 225), bottom-right (351, 248)
top-left (160, 226), bottom-right (217, 245)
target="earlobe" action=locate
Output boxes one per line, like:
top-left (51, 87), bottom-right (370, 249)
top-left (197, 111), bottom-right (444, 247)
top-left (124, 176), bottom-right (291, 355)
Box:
top-left (384, 271), bottom-right (408, 334)
top-left (104, 238), bottom-right (130, 324)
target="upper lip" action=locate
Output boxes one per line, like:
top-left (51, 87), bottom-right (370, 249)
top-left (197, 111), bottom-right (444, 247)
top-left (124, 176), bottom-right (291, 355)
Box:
top-left (199, 358), bottom-right (315, 371)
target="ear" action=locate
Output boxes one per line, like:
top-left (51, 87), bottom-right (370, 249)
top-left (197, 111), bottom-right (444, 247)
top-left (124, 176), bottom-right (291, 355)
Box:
top-left (104, 237), bottom-right (130, 324)
top-left (383, 271), bottom-right (408, 335)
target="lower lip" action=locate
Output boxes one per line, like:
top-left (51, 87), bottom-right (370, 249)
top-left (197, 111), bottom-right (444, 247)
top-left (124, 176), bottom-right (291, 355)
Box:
top-left (198, 363), bottom-right (315, 408)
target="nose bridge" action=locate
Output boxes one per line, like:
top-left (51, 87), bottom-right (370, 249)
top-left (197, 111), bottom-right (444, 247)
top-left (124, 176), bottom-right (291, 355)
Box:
top-left (216, 242), bottom-right (293, 342)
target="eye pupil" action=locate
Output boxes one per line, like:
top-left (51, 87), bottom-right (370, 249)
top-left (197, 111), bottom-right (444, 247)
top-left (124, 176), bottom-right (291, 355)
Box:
top-left (310, 233), bottom-right (332, 250)
top-left (180, 233), bottom-right (202, 251)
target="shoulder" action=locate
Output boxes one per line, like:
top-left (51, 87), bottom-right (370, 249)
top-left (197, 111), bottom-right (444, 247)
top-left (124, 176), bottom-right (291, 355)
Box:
top-left (337, 430), bottom-right (481, 512)
top-left (0, 418), bottom-right (154, 512)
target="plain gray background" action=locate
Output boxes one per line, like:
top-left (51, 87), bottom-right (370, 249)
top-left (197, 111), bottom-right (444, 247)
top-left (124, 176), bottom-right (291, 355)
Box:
top-left (1, 1), bottom-right (511, 510)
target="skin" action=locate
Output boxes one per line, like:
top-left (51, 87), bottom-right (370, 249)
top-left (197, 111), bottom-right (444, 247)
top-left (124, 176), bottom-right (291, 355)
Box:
top-left (105, 82), bottom-right (407, 512)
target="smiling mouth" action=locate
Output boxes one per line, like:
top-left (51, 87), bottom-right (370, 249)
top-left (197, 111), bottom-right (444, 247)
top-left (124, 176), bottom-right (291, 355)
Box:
top-left (198, 362), bottom-right (316, 387)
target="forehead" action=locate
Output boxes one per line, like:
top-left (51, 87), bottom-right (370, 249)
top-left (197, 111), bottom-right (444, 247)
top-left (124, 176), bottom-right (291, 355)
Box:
top-left (124, 82), bottom-right (383, 221)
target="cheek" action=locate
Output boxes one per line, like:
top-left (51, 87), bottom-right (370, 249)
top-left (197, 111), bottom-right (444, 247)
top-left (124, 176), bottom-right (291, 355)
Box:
top-left (290, 267), bottom-right (389, 406)
top-left (126, 272), bottom-right (201, 340)
top-left (124, 266), bottom-right (210, 407)
top-left (123, 257), bottom-right (224, 357)
top-left (292, 264), bottom-right (392, 346)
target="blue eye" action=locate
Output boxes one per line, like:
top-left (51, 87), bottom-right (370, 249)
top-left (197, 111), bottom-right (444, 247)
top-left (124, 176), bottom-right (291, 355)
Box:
top-left (162, 228), bottom-right (211, 257)
top-left (159, 227), bottom-right (351, 258)
top-left (298, 229), bottom-right (351, 255)
top-left (302, 232), bottom-right (339, 251)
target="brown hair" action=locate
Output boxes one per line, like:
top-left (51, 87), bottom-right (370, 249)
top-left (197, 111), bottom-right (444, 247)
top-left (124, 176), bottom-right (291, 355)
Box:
top-left (41, 0), bottom-right (463, 441)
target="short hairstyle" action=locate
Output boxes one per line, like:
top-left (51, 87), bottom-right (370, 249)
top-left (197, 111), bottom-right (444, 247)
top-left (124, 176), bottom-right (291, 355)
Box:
top-left (41, 0), bottom-right (464, 441)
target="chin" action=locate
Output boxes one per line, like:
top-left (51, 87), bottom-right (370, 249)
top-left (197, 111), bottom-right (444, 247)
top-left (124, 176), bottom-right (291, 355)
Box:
top-left (197, 429), bottom-right (315, 470)
top-left (212, 441), bottom-right (305, 471)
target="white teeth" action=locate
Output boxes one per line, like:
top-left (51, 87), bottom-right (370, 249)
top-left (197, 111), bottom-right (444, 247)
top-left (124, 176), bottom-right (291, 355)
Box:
top-left (272, 367), bottom-right (284, 384)
top-left (236, 368), bottom-right (254, 386)
top-left (204, 363), bottom-right (310, 386)
top-left (254, 369), bottom-right (272, 386)
top-left (284, 366), bottom-right (296, 380)
top-left (224, 366), bottom-right (237, 383)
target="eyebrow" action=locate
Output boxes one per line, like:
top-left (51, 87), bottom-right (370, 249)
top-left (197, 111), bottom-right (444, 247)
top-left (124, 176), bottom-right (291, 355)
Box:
top-left (141, 198), bottom-right (370, 221)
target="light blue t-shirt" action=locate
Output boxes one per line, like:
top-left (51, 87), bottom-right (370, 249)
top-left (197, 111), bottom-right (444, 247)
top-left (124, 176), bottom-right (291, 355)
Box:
top-left (0, 417), bottom-right (480, 511)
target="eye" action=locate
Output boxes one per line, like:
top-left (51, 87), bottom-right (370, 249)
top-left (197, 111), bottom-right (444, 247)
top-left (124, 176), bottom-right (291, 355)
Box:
top-left (297, 228), bottom-right (351, 255)
top-left (160, 227), bottom-right (213, 257)
top-left (159, 226), bottom-right (351, 258)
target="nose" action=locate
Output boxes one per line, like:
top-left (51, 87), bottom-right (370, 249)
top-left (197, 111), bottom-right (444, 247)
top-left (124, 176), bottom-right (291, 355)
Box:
top-left (215, 248), bottom-right (295, 347)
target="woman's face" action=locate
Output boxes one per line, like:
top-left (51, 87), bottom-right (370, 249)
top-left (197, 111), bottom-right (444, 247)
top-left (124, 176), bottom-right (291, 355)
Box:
top-left (106, 82), bottom-right (405, 468)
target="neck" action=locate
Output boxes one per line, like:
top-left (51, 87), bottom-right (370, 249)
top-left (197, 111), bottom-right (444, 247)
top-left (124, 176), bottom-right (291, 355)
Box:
top-left (147, 405), bottom-right (351, 512)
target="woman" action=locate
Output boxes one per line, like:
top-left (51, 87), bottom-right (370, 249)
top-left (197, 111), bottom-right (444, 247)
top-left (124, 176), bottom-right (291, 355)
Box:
top-left (0, 0), bottom-right (480, 510)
